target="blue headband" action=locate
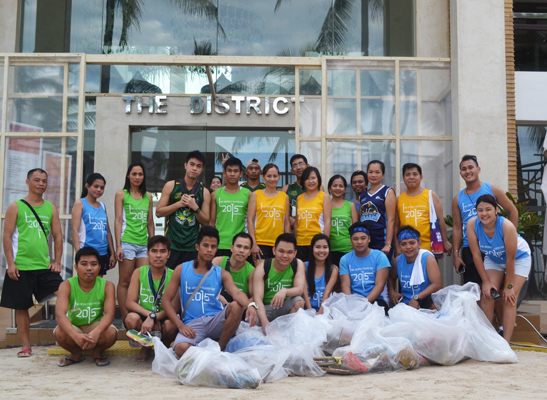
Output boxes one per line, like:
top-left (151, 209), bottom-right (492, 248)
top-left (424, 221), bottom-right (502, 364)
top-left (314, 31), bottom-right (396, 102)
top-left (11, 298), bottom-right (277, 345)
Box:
top-left (398, 230), bottom-right (420, 242)
top-left (350, 226), bottom-right (369, 236)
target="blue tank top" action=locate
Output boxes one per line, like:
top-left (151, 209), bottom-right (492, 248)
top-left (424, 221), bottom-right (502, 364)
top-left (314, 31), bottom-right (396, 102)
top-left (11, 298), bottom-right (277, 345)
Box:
top-left (359, 185), bottom-right (392, 250)
top-left (305, 262), bottom-right (326, 312)
top-left (179, 261), bottom-right (224, 324)
top-left (457, 183), bottom-right (494, 247)
top-left (78, 199), bottom-right (109, 255)
top-left (474, 216), bottom-right (530, 264)
top-left (339, 249), bottom-right (390, 297)
top-left (396, 251), bottom-right (432, 304)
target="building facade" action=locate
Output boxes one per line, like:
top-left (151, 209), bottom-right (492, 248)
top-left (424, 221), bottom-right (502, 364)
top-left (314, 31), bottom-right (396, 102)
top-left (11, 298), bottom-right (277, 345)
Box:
top-left (0, 0), bottom-right (523, 291)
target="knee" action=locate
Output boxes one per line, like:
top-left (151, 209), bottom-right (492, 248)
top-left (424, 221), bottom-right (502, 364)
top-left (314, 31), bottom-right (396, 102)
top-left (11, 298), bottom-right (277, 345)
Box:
top-left (174, 342), bottom-right (192, 357)
top-left (101, 327), bottom-right (118, 345)
top-left (228, 302), bottom-right (244, 317)
top-left (291, 300), bottom-right (304, 313)
top-left (162, 320), bottom-right (177, 335)
top-left (124, 313), bottom-right (141, 330)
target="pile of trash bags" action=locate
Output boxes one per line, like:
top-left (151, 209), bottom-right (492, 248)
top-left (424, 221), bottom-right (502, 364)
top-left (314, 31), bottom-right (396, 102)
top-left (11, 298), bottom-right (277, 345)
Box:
top-left (152, 283), bottom-right (517, 389)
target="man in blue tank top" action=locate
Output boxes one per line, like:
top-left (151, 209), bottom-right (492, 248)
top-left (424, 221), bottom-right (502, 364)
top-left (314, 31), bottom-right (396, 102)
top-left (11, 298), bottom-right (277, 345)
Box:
top-left (451, 155), bottom-right (518, 284)
top-left (388, 226), bottom-right (442, 309)
top-left (161, 226), bottom-right (258, 357)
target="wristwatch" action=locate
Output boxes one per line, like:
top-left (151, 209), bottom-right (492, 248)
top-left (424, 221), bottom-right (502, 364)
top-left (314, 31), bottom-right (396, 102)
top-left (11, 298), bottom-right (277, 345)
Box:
top-left (413, 295), bottom-right (420, 301)
top-left (505, 284), bottom-right (514, 289)
top-left (149, 312), bottom-right (157, 322)
top-left (247, 302), bottom-right (258, 310)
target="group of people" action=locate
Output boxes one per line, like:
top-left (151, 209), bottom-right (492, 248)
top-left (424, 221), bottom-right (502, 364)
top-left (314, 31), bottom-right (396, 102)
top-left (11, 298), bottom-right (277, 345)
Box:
top-left (0, 151), bottom-right (531, 367)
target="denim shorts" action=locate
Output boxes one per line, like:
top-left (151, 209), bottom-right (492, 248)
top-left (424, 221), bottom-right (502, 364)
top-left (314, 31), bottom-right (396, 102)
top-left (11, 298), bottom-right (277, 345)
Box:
top-left (484, 256), bottom-right (531, 278)
top-left (121, 241), bottom-right (148, 260)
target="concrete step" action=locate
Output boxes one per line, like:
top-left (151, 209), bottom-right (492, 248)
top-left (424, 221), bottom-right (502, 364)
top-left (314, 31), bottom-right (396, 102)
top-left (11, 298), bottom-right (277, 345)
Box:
top-left (518, 300), bottom-right (547, 334)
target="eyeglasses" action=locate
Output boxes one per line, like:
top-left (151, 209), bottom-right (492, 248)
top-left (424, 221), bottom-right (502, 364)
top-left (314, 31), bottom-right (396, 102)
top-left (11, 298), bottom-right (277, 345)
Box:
top-left (292, 162), bottom-right (306, 168)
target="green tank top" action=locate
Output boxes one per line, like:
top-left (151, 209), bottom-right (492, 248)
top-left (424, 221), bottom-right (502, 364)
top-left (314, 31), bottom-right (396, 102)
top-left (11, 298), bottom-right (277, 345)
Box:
top-left (263, 262), bottom-right (295, 305)
top-left (287, 182), bottom-right (306, 209)
top-left (13, 200), bottom-right (53, 271)
top-left (215, 187), bottom-right (250, 250)
top-left (67, 276), bottom-right (106, 326)
top-left (330, 200), bottom-right (354, 253)
top-left (138, 265), bottom-right (173, 312)
top-left (121, 190), bottom-right (150, 246)
top-left (220, 256), bottom-right (254, 295)
top-left (241, 182), bottom-right (266, 192)
top-left (165, 180), bottom-right (204, 251)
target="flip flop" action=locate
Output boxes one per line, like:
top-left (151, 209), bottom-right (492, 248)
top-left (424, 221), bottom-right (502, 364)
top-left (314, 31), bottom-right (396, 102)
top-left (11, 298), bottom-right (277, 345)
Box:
top-left (94, 355), bottom-right (110, 367)
top-left (17, 349), bottom-right (31, 358)
top-left (58, 356), bottom-right (85, 367)
top-left (126, 329), bottom-right (153, 347)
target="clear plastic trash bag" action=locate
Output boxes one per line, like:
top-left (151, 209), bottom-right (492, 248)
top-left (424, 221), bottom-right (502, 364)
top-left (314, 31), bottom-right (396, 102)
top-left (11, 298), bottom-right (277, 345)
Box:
top-left (226, 323), bottom-right (271, 353)
top-left (174, 339), bottom-right (262, 389)
top-left (233, 345), bottom-right (290, 383)
top-left (151, 336), bottom-right (178, 379)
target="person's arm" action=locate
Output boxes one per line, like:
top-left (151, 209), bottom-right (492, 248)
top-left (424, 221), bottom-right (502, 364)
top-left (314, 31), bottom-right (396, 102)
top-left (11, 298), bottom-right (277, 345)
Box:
top-left (126, 268), bottom-right (162, 333)
top-left (55, 281), bottom-right (94, 349)
top-left (114, 190), bottom-right (125, 262)
top-left (222, 270), bottom-right (257, 326)
top-left (501, 219), bottom-right (519, 306)
top-left (154, 181), bottom-right (176, 218)
top-left (196, 187), bottom-right (211, 225)
top-left (252, 262), bottom-right (270, 333)
top-left (247, 269), bottom-right (255, 298)
top-left (492, 185), bottom-right (519, 228)
top-left (212, 256), bottom-right (223, 267)
top-left (71, 199), bottom-right (83, 253)
top-left (270, 259), bottom-right (306, 308)
top-left (322, 193), bottom-right (332, 237)
top-left (409, 255), bottom-right (442, 309)
top-left (303, 278), bottom-right (313, 310)
top-left (367, 256), bottom-right (390, 303)
top-left (104, 209), bottom-right (116, 270)
top-left (432, 191), bottom-right (452, 256)
top-left (281, 184), bottom-right (288, 193)
top-left (383, 188), bottom-right (396, 255)
top-left (49, 204), bottom-right (63, 274)
top-left (351, 201), bottom-right (358, 223)
top-left (209, 190), bottom-right (217, 226)
top-left (88, 281), bottom-right (116, 345)
top-left (388, 260), bottom-right (402, 306)
top-left (147, 192), bottom-right (155, 239)
top-left (247, 192), bottom-right (261, 261)
top-left (467, 218), bottom-right (495, 299)
top-left (161, 265), bottom-right (196, 339)
top-left (283, 194), bottom-right (291, 233)
top-left (321, 265), bottom-right (339, 310)
top-left (4, 202), bottom-right (19, 280)
top-left (451, 195), bottom-right (465, 273)
top-left (394, 197), bottom-right (402, 257)
top-left (339, 255), bottom-right (352, 294)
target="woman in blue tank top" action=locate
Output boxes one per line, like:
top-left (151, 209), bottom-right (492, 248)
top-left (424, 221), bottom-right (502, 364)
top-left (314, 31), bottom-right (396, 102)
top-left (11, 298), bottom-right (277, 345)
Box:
top-left (71, 173), bottom-right (115, 276)
top-left (467, 194), bottom-right (531, 343)
top-left (303, 234), bottom-right (339, 314)
top-left (359, 160), bottom-right (396, 259)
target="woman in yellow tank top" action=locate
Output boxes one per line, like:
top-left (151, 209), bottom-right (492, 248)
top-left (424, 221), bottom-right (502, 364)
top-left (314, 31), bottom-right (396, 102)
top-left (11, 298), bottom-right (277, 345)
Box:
top-left (248, 163), bottom-right (291, 263)
top-left (295, 166), bottom-right (332, 262)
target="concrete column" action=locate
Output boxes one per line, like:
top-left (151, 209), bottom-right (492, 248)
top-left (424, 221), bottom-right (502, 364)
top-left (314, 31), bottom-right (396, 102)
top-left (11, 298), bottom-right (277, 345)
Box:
top-left (415, 0), bottom-right (450, 58)
top-left (0, 0), bottom-right (21, 52)
top-left (450, 0), bottom-right (508, 191)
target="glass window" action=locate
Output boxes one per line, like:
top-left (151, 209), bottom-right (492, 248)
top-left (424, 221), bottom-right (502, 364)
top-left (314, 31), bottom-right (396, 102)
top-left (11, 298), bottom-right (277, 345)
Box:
top-left (328, 70), bottom-right (356, 97)
top-left (327, 99), bottom-right (357, 136)
top-left (361, 140), bottom-right (396, 190)
top-left (514, 4), bottom-right (547, 71)
top-left (299, 99), bottom-right (322, 138)
top-left (0, 60), bottom-right (3, 130)
top-left (298, 141), bottom-right (322, 176)
top-left (83, 97), bottom-right (96, 182)
top-left (300, 70), bottom-right (322, 96)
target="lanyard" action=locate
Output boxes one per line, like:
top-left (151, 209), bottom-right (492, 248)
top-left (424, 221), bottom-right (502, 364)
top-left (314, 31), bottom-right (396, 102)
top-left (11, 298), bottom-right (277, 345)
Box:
top-left (148, 267), bottom-right (167, 313)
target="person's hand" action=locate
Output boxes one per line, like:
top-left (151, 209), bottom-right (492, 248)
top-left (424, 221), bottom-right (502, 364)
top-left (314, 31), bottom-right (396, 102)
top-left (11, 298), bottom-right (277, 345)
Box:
top-left (381, 245), bottom-right (391, 256)
top-left (218, 295), bottom-right (229, 307)
top-left (389, 291), bottom-right (403, 307)
top-left (481, 280), bottom-right (497, 300)
top-left (317, 306), bottom-right (324, 315)
top-left (179, 194), bottom-right (197, 209)
top-left (270, 289), bottom-right (287, 309)
top-left (252, 244), bottom-right (263, 263)
top-left (7, 263), bottom-right (20, 281)
top-left (453, 256), bottom-right (465, 274)
top-left (73, 332), bottom-right (95, 349)
top-left (503, 286), bottom-right (517, 306)
top-left (444, 241), bottom-right (453, 257)
top-left (290, 217), bottom-right (296, 229)
top-left (179, 324), bottom-right (196, 339)
top-left (86, 329), bottom-right (101, 349)
top-left (49, 261), bottom-right (62, 274)
top-left (116, 247), bottom-right (124, 262)
top-left (245, 307), bottom-right (258, 327)
top-left (140, 316), bottom-right (155, 334)
top-left (109, 254), bottom-right (116, 270)
top-left (408, 298), bottom-right (420, 309)
top-left (261, 321), bottom-right (269, 335)
top-left (221, 153), bottom-right (229, 166)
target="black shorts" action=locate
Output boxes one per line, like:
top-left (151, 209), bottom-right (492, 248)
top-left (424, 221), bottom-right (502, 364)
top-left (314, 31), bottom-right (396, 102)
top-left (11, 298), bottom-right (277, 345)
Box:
top-left (419, 295), bottom-right (434, 309)
top-left (462, 247), bottom-right (483, 285)
top-left (122, 312), bottom-right (169, 330)
top-left (330, 251), bottom-right (348, 267)
top-left (0, 269), bottom-right (63, 310)
top-left (98, 254), bottom-right (110, 276)
top-left (296, 245), bottom-right (310, 262)
top-left (215, 248), bottom-right (232, 258)
top-left (258, 245), bottom-right (274, 260)
top-left (166, 250), bottom-right (198, 269)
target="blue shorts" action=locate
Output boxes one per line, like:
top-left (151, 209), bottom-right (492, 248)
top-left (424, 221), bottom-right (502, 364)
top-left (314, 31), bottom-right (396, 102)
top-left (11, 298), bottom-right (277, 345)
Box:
top-left (121, 242), bottom-right (148, 260)
top-left (484, 256), bottom-right (531, 278)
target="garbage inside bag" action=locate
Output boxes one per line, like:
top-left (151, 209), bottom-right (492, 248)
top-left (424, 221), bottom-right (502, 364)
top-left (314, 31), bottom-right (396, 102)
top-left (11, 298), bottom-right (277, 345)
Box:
top-left (226, 324), bottom-right (271, 353)
top-left (265, 308), bottom-right (328, 350)
top-left (283, 345), bottom-right (326, 377)
top-left (151, 336), bottom-right (179, 379)
top-left (233, 345), bottom-right (290, 383)
top-left (175, 339), bottom-right (262, 389)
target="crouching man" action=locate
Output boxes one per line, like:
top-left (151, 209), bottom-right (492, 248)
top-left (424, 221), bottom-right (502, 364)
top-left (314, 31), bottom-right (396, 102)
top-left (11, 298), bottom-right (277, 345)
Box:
top-left (253, 233), bottom-right (306, 334)
top-left (125, 235), bottom-right (179, 361)
top-left (161, 226), bottom-right (258, 357)
top-left (54, 247), bottom-right (117, 367)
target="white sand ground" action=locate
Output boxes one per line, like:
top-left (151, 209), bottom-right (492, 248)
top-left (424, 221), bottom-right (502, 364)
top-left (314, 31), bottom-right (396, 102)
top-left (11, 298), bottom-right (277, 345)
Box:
top-left (0, 346), bottom-right (545, 400)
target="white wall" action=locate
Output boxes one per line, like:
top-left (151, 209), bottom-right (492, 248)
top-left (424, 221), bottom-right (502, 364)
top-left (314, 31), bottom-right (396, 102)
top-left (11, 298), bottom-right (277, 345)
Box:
top-left (516, 72), bottom-right (547, 123)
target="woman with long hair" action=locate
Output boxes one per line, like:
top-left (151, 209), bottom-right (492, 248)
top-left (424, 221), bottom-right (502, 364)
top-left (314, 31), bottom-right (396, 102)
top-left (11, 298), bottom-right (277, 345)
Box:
top-left (71, 173), bottom-right (115, 277)
top-left (295, 166), bottom-right (332, 262)
top-left (303, 234), bottom-right (339, 314)
top-left (209, 176), bottom-right (222, 192)
top-left (248, 163), bottom-right (290, 262)
top-left (467, 194), bottom-right (531, 343)
top-left (328, 174), bottom-right (358, 266)
top-left (115, 162), bottom-right (155, 317)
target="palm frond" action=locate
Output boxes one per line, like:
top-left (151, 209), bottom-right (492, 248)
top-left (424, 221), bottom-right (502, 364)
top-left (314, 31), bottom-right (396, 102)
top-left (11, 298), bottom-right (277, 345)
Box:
top-left (168, 0), bottom-right (226, 39)
top-left (117, 0), bottom-right (144, 47)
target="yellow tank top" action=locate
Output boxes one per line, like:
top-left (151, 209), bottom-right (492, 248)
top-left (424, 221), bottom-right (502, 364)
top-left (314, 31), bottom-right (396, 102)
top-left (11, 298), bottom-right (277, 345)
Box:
top-left (255, 190), bottom-right (288, 246)
top-left (397, 189), bottom-right (431, 250)
top-left (296, 191), bottom-right (325, 246)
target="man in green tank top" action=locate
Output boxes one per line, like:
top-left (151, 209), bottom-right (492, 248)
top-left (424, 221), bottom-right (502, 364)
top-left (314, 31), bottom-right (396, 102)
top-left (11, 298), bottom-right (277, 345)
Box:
top-left (1, 168), bottom-right (63, 358)
top-left (253, 233), bottom-right (305, 334)
top-left (241, 158), bottom-right (266, 192)
top-left (156, 150), bottom-right (211, 269)
top-left (210, 157), bottom-right (252, 257)
top-left (125, 235), bottom-right (179, 361)
top-left (54, 247), bottom-right (117, 367)
top-left (212, 233), bottom-right (255, 305)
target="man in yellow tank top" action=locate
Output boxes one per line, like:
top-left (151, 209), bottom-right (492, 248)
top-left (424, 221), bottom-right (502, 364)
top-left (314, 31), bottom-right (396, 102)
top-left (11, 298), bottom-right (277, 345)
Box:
top-left (396, 163), bottom-right (452, 256)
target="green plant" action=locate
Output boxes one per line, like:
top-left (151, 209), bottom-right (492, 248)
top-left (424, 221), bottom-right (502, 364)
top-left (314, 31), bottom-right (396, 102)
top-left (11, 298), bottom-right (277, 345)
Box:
top-left (498, 192), bottom-right (544, 244)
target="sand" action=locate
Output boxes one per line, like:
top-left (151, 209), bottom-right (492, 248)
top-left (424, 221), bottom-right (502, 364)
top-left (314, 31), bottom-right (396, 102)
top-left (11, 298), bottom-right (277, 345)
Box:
top-left (1, 346), bottom-right (545, 400)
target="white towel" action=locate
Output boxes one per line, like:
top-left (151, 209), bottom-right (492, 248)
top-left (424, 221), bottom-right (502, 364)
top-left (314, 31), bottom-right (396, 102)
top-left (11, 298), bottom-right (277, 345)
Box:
top-left (429, 190), bottom-right (437, 230)
top-left (409, 249), bottom-right (429, 287)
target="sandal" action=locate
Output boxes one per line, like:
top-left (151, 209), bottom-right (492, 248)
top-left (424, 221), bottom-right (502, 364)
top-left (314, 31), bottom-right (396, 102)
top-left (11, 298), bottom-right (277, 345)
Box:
top-left (94, 355), bottom-right (110, 367)
top-left (17, 349), bottom-right (32, 358)
top-left (58, 356), bottom-right (85, 367)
